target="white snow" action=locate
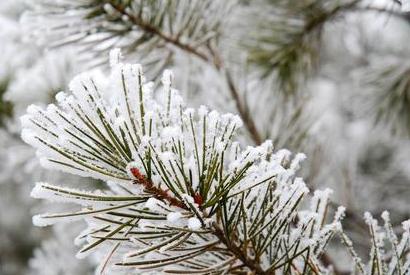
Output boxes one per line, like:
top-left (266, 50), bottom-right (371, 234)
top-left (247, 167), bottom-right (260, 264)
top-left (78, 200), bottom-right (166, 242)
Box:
top-left (167, 212), bottom-right (182, 223)
top-left (187, 217), bottom-right (201, 230)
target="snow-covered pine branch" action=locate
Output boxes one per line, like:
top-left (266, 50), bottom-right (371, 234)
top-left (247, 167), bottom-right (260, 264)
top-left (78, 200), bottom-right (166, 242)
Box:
top-left (21, 50), bottom-right (346, 274)
top-left (339, 212), bottom-right (410, 274)
top-left (22, 0), bottom-right (234, 73)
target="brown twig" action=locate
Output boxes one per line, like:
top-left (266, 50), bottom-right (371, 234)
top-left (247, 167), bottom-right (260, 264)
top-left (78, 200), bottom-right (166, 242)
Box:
top-left (224, 70), bottom-right (263, 144)
top-left (131, 167), bottom-right (187, 209)
top-left (110, 3), bottom-right (209, 63)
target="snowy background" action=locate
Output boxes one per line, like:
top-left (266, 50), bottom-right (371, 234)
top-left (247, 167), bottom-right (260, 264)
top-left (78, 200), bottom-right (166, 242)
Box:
top-left (0, 0), bottom-right (409, 274)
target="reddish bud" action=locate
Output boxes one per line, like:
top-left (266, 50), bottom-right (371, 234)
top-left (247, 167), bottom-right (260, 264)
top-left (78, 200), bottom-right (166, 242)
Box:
top-left (130, 167), bottom-right (144, 181)
top-left (194, 193), bottom-right (203, 206)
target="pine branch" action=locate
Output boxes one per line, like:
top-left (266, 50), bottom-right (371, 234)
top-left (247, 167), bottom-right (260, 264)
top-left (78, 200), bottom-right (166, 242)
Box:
top-left (339, 212), bottom-right (410, 275)
top-left (22, 3), bottom-right (358, 272)
top-left (108, 2), bottom-right (210, 63)
top-left (111, 2), bottom-right (263, 144)
top-left (23, 52), bottom-right (344, 273)
top-left (131, 170), bottom-right (271, 273)
top-left (23, 0), bottom-right (263, 145)
top-left (245, 0), bottom-right (409, 97)
top-left (20, 2), bottom-right (410, 273)
top-left (361, 60), bottom-right (410, 137)
top-left (116, 2), bottom-right (263, 145)
top-left (245, 0), bottom-right (362, 96)
top-left (212, 223), bottom-right (267, 274)
top-left (23, 0), bottom-right (233, 73)
top-left (107, 171), bottom-right (267, 273)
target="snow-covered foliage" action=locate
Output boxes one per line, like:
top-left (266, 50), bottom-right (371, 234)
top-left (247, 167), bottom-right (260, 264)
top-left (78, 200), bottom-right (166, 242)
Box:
top-left (22, 0), bottom-right (235, 77)
top-left (21, 52), bottom-right (348, 273)
top-left (339, 212), bottom-right (410, 274)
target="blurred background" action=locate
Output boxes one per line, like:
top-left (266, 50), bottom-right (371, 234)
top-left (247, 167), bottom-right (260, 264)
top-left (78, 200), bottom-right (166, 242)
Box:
top-left (0, 0), bottom-right (409, 274)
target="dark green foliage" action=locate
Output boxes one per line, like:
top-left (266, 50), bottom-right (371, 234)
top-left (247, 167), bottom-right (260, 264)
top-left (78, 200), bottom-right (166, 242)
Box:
top-left (0, 79), bottom-right (13, 127)
top-left (363, 62), bottom-right (410, 137)
top-left (246, 0), bottom-right (359, 95)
